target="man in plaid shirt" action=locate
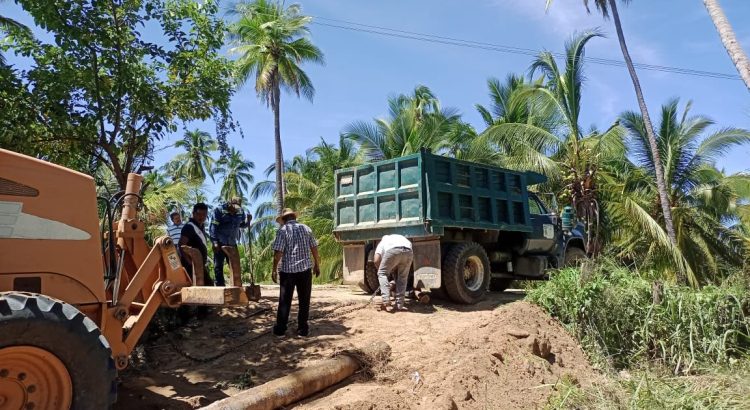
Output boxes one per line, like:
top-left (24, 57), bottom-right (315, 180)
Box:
top-left (272, 208), bottom-right (321, 338)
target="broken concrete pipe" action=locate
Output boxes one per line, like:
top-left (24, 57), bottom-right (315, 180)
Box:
top-left (200, 341), bottom-right (392, 410)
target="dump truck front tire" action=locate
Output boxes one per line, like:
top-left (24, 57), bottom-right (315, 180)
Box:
top-left (0, 292), bottom-right (117, 409)
top-left (564, 246), bottom-right (587, 267)
top-left (442, 242), bottom-right (490, 304)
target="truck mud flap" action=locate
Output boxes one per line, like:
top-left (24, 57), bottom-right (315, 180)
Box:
top-left (413, 239), bottom-right (441, 289)
top-left (342, 244), bottom-right (366, 287)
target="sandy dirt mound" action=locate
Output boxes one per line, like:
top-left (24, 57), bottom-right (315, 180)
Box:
top-left (115, 287), bottom-right (601, 409)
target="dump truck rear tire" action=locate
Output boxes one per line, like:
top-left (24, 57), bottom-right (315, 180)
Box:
top-left (0, 292), bottom-right (117, 409)
top-left (442, 242), bottom-right (490, 304)
top-left (363, 262), bottom-right (380, 295)
top-left (489, 278), bottom-right (512, 292)
top-left (564, 246), bottom-right (587, 267)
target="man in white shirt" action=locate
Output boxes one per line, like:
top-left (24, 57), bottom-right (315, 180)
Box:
top-left (374, 234), bottom-right (413, 312)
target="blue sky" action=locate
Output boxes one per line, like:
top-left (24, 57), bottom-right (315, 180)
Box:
top-left (4, 0), bottom-right (750, 202)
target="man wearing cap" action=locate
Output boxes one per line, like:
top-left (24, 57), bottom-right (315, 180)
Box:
top-left (209, 197), bottom-right (251, 287)
top-left (272, 208), bottom-right (321, 338)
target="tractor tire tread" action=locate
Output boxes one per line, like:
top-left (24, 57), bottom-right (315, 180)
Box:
top-left (0, 292), bottom-right (117, 409)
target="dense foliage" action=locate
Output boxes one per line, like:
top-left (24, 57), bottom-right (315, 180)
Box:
top-left (0, 0), bottom-right (237, 188)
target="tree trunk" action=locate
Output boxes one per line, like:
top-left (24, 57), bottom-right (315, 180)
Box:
top-left (273, 80), bottom-right (285, 215)
top-left (703, 0), bottom-right (750, 92)
top-left (608, 0), bottom-right (684, 284)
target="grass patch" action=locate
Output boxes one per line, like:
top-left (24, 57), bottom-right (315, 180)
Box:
top-left (528, 261), bottom-right (750, 373)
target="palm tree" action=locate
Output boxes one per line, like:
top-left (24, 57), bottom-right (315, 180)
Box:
top-left (216, 147), bottom-right (255, 202)
top-left (248, 137), bottom-right (361, 282)
top-left (0, 0), bottom-right (32, 66)
top-left (483, 31), bottom-right (624, 254)
top-left (228, 0), bottom-right (324, 214)
top-left (703, 0), bottom-right (750, 91)
top-left (345, 85), bottom-right (474, 161)
top-left (619, 99), bottom-right (750, 284)
top-left (171, 129), bottom-right (218, 184)
top-left (546, 0), bottom-right (680, 280)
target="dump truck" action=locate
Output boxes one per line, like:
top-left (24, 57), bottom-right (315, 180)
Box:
top-left (333, 150), bottom-right (587, 304)
top-left (0, 148), bottom-right (253, 409)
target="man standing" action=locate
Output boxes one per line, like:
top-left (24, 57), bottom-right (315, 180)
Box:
top-left (167, 211), bottom-right (185, 247)
top-left (209, 197), bottom-right (251, 287)
top-left (374, 234), bottom-right (413, 312)
top-left (272, 208), bottom-right (320, 338)
top-left (179, 203), bottom-right (211, 285)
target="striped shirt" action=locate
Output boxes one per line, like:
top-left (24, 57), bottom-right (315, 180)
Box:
top-left (272, 220), bottom-right (318, 273)
top-left (167, 223), bottom-right (184, 245)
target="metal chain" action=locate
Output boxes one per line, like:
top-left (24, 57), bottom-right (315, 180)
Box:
top-left (167, 300), bottom-right (372, 363)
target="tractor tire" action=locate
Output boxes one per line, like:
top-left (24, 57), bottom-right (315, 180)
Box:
top-left (564, 246), bottom-right (587, 267)
top-left (0, 292), bottom-right (117, 410)
top-left (442, 242), bottom-right (491, 304)
top-left (489, 278), bottom-right (513, 292)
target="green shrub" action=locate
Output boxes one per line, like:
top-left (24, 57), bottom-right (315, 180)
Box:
top-left (528, 261), bottom-right (750, 373)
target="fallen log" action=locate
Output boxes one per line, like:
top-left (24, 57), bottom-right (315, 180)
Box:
top-left (201, 341), bottom-right (391, 410)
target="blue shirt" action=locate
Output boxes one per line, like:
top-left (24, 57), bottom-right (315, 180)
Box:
top-left (272, 220), bottom-right (318, 273)
top-left (209, 203), bottom-right (248, 245)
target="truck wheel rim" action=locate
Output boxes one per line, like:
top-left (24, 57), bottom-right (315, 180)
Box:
top-left (0, 346), bottom-right (73, 410)
top-left (463, 256), bottom-right (484, 292)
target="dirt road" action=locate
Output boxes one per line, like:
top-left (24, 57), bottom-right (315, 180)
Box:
top-left (116, 286), bottom-right (601, 409)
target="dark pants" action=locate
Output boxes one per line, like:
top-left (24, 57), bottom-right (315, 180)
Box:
top-left (213, 243), bottom-right (228, 286)
top-left (273, 269), bottom-right (312, 336)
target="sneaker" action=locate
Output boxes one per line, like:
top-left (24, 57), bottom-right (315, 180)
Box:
top-left (395, 303), bottom-right (408, 311)
top-left (297, 330), bottom-right (310, 338)
top-left (272, 329), bottom-right (285, 338)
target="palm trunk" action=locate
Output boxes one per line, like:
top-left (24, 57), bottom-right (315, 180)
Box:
top-left (608, 0), bottom-right (683, 284)
top-left (273, 80), bottom-right (285, 215)
top-left (703, 0), bottom-right (750, 92)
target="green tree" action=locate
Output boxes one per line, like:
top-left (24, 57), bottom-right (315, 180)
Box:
top-left (217, 147), bottom-right (255, 201)
top-left (0, 0), bottom-right (31, 65)
top-left (171, 130), bottom-right (218, 184)
top-left (345, 85), bottom-right (483, 161)
top-left (546, 0), bottom-right (680, 280)
top-left (483, 32), bottom-right (624, 254)
top-left (249, 136), bottom-right (361, 282)
top-left (618, 99), bottom-right (750, 284)
top-left (1, 0), bottom-right (235, 189)
top-left (228, 0), bottom-right (324, 214)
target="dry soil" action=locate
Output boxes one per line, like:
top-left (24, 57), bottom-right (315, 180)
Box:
top-left (115, 286), bottom-right (603, 409)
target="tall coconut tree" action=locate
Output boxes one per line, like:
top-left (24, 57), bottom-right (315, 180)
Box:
top-left (217, 147), bottom-right (255, 202)
top-left (703, 0), bottom-right (750, 91)
top-left (546, 0), bottom-right (680, 280)
top-left (619, 99), bottom-right (750, 284)
top-left (170, 130), bottom-right (218, 184)
top-left (228, 0), bottom-right (324, 214)
top-left (483, 31), bottom-right (624, 254)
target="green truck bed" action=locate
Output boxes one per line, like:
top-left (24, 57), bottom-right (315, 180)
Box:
top-left (333, 150), bottom-right (546, 242)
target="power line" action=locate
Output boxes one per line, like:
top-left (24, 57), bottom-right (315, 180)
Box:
top-left (306, 16), bottom-right (740, 81)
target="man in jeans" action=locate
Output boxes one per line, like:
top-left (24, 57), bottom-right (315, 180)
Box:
top-left (209, 197), bottom-right (251, 286)
top-left (374, 234), bottom-right (413, 312)
top-left (272, 208), bottom-right (321, 337)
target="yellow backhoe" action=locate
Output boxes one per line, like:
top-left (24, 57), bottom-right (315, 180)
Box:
top-left (0, 148), bottom-right (252, 409)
